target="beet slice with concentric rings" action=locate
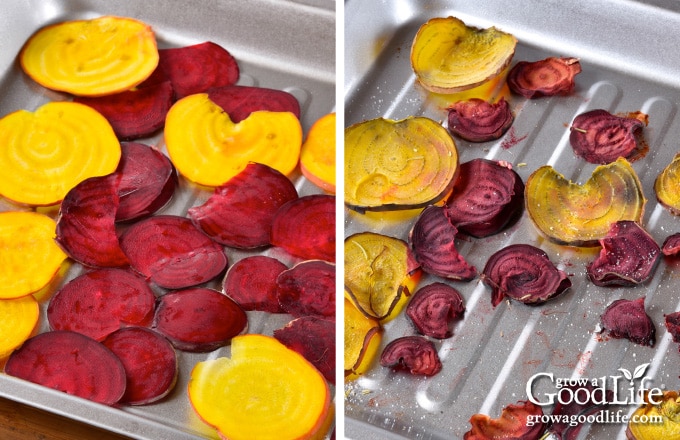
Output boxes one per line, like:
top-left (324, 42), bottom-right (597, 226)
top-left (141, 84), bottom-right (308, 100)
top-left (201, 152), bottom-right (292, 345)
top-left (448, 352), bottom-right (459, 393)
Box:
top-left (569, 109), bottom-right (645, 164)
top-left (207, 85), bottom-right (300, 123)
top-left (222, 255), bottom-right (288, 313)
top-left (274, 316), bottom-right (335, 384)
top-left (447, 98), bottom-right (514, 142)
top-left (406, 282), bottom-right (465, 339)
top-left (276, 260), bottom-right (335, 319)
top-left (600, 297), bottom-right (655, 347)
top-left (507, 57), bottom-right (581, 98)
top-left (379, 335), bottom-right (442, 376)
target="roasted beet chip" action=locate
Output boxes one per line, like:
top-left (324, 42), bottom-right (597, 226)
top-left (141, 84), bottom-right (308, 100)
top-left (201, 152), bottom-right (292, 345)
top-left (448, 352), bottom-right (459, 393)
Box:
top-left (276, 260), bottom-right (335, 319)
top-left (380, 335), bottom-right (442, 376)
top-left (447, 97), bottom-right (514, 142)
top-left (664, 312), bottom-right (680, 343)
top-left (208, 85), bottom-right (301, 123)
top-left (547, 384), bottom-right (613, 440)
top-left (464, 400), bottom-right (545, 440)
top-left (600, 297), bottom-right (655, 347)
top-left (274, 316), bottom-right (335, 384)
top-left (406, 282), bottom-right (465, 339)
top-left (662, 233), bottom-right (680, 256)
top-left (222, 255), bottom-right (288, 313)
top-left (507, 56), bottom-right (581, 98)
top-left (569, 109), bottom-right (645, 164)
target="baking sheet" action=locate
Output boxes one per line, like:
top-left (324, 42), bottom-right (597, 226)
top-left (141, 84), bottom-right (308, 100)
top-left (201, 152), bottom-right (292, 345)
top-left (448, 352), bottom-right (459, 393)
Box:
top-left (344, 1), bottom-right (680, 439)
top-left (0, 0), bottom-right (335, 438)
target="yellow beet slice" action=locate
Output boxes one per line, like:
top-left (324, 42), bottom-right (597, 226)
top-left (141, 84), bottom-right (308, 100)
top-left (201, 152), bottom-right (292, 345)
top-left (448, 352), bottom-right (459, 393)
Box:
top-left (626, 390), bottom-right (680, 439)
top-left (165, 93), bottom-right (302, 186)
top-left (345, 116), bottom-right (459, 212)
top-left (525, 157), bottom-right (645, 246)
top-left (300, 112), bottom-right (336, 193)
top-left (0, 295), bottom-right (39, 358)
top-left (0, 211), bottom-right (67, 299)
top-left (20, 16), bottom-right (158, 96)
top-left (410, 16), bottom-right (517, 93)
top-left (655, 152), bottom-right (680, 215)
top-left (0, 101), bottom-right (121, 206)
top-left (344, 297), bottom-right (382, 381)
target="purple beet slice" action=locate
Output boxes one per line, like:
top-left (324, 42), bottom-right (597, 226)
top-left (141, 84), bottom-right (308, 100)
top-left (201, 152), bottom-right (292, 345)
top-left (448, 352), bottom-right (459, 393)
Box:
top-left (273, 316), bottom-right (335, 384)
top-left (447, 97), bottom-right (514, 142)
top-left (662, 233), bottom-right (680, 256)
top-left (222, 255), bottom-right (288, 313)
top-left (207, 85), bottom-right (301, 123)
top-left (408, 205), bottom-right (477, 281)
top-left (546, 383), bottom-right (613, 440)
top-left (481, 244), bottom-right (572, 307)
top-left (406, 282), bottom-right (465, 339)
top-left (444, 158), bottom-right (525, 238)
top-left (47, 268), bottom-right (155, 341)
top-left (569, 109), bottom-right (645, 164)
top-left (188, 162), bottom-right (298, 249)
top-left (102, 327), bottom-right (178, 405)
top-left (4, 331), bottom-right (126, 405)
top-left (379, 335), bottom-right (442, 376)
top-left (507, 57), bottom-right (581, 98)
top-left (153, 288), bottom-right (247, 352)
top-left (276, 260), bottom-right (335, 319)
top-left (600, 297), bottom-right (655, 347)
top-left (270, 194), bottom-right (336, 262)
top-left (119, 215), bottom-right (227, 289)
top-left (664, 312), bottom-right (680, 343)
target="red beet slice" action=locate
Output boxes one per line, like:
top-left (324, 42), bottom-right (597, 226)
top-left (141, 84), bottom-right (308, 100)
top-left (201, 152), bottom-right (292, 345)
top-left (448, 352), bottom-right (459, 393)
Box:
top-left (569, 109), bottom-right (645, 164)
top-left (664, 311), bottom-right (680, 343)
top-left (408, 205), bottom-right (476, 281)
top-left (406, 282), bottom-right (465, 339)
top-left (270, 194), bottom-right (336, 262)
top-left (47, 268), bottom-right (155, 341)
top-left (56, 173), bottom-right (129, 268)
top-left (153, 288), bottom-right (247, 352)
top-left (276, 260), bottom-right (335, 318)
top-left (188, 162), bottom-right (298, 249)
top-left (116, 142), bottom-right (178, 222)
top-left (73, 81), bottom-right (173, 140)
top-left (119, 215), bottom-right (228, 289)
top-left (222, 255), bottom-right (288, 313)
top-left (102, 327), bottom-right (178, 405)
top-left (4, 331), bottom-right (126, 405)
top-left (379, 335), bottom-right (442, 376)
top-left (465, 401), bottom-right (545, 440)
top-left (447, 98), bottom-right (514, 142)
top-left (507, 57), bottom-right (581, 98)
top-left (444, 158), bottom-right (525, 238)
top-left (662, 233), bottom-right (680, 256)
top-left (273, 316), bottom-right (335, 384)
top-left (600, 297), bottom-right (655, 346)
top-left (481, 244), bottom-right (572, 307)
top-left (207, 85), bottom-right (301, 123)
top-left (546, 384), bottom-right (613, 440)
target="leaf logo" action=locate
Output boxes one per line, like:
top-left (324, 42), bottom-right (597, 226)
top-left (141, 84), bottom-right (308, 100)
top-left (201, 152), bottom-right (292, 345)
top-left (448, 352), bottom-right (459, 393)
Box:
top-left (618, 363), bottom-right (650, 385)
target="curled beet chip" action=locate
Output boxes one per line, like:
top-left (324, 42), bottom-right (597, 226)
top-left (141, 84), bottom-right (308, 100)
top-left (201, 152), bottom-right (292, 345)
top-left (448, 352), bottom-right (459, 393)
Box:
top-left (223, 255), bottom-right (288, 313)
top-left (569, 109), bottom-right (646, 164)
top-left (664, 312), bottom-right (680, 343)
top-left (274, 316), bottom-right (335, 384)
top-left (587, 221), bottom-right (660, 286)
top-left (507, 56), bottom-right (581, 98)
top-left (447, 97), bottom-right (514, 142)
top-left (547, 384), bottom-right (613, 440)
top-left (406, 282), bottom-right (465, 339)
top-left (276, 260), bottom-right (335, 319)
top-left (600, 297), bottom-right (655, 346)
top-left (662, 233), bottom-right (680, 256)
top-left (207, 85), bottom-right (301, 123)
top-left (464, 400), bottom-right (545, 440)
top-left (380, 335), bottom-right (441, 376)
top-left (481, 244), bottom-right (571, 307)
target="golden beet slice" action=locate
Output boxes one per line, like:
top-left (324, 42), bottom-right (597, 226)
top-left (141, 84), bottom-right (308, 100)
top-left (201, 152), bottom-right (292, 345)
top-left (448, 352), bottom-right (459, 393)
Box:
top-left (300, 112), bottom-right (336, 194)
top-left (525, 157), bottom-right (645, 246)
top-left (345, 117), bottom-right (459, 212)
top-left (0, 295), bottom-right (39, 359)
top-left (410, 16), bottom-right (517, 93)
top-left (344, 297), bottom-right (382, 381)
top-left (655, 152), bottom-right (680, 215)
top-left (626, 390), bottom-right (680, 439)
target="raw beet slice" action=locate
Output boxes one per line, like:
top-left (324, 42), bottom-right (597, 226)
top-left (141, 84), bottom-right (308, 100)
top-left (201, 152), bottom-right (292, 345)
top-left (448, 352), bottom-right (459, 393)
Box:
top-left (222, 255), bottom-right (288, 313)
top-left (274, 316), bottom-right (335, 384)
top-left (276, 260), bottom-right (335, 319)
top-left (47, 268), bottom-right (155, 341)
top-left (119, 215), bottom-right (227, 289)
top-left (207, 85), bottom-right (301, 123)
top-left (270, 194), bottom-right (335, 262)
top-left (4, 331), bottom-right (126, 405)
top-left (73, 81), bottom-right (173, 140)
top-left (569, 109), bottom-right (645, 164)
top-left (406, 282), bottom-right (465, 339)
top-left (481, 244), bottom-right (572, 307)
top-left (116, 142), bottom-right (178, 222)
top-left (379, 335), bottom-right (442, 376)
top-left (102, 327), bottom-right (178, 405)
top-left (153, 288), bottom-right (247, 352)
top-left (465, 401), bottom-right (545, 440)
top-left (664, 311), bottom-right (680, 343)
top-left (447, 97), bottom-right (514, 142)
top-left (507, 57), bottom-right (581, 98)
top-left (662, 233), bottom-right (680, 256)
top-left (55, 173), bottom-right (129, 268)
top-left (444, 158), bottom-right (524, 238)
top-left (188, 162), bottom-right (298, 249)
top-left (409, 205), bottom-right (476, 281)
top-left (587, 220), bottom-right (660, 286)
top-left (600, 297), bottom-right (655, 347)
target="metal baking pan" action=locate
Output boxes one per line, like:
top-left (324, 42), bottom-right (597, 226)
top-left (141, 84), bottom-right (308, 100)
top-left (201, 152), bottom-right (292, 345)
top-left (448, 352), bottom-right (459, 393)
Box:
top-left (344, 1), bottom-right (680, 439)
top-left (0, 0), bottom-right (335, 438)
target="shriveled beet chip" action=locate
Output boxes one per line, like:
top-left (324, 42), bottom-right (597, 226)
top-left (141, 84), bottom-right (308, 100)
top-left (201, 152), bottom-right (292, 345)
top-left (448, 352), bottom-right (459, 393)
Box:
top-left (207, 85), bottom-right (301, 123)
top-left (447, 97), bottom-right (514, 142)
top-left (276, 260), bottom-right (335, 318)
top-left (380, 335), bottom-right (442, 376)
top-left (56, 173), bottom-right (128, 268)
top-left (47, 268), bottom-right (155, 341)
top-left (188, 162), bottom-right (298, 249)
top-left (465, 401), bottom-right (545, 440)
top-left (662, 233), bottom-right (680, 256)
top-left (5, 331), bottom-right (126, 405)
top-left (273, 316), bottom-right (335, 384)
top-left (547, 384), bottom-right (613, 440)
top-left (600, 297), bottom-right (655, 346)
top-left (154, 288), bottom-right (247, 352)
top-left (587, 221), bottom-right (660, 286)
top-left (102, 327), bottom-right (178, 405)
top-left (664, 311), bottom-right (680, 343)
top-left (119, 215), bottom-right (227, 289)
top-left (481, 244), bottom-right (571, 307)
top-left (444, 159), bottom-right (524, 238)
top-left (507, 57), bottom-right (581, 98)
top-left (570, 109), bottom-right (645, 164)
top-left (409, 205), bottom-right (476, 281)
top-left (222, 255), bottom-right (288, 313)
top-left (271, 194), bottom-right (335, 262)
top-left (406, 282), bottom-right (465, 339)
